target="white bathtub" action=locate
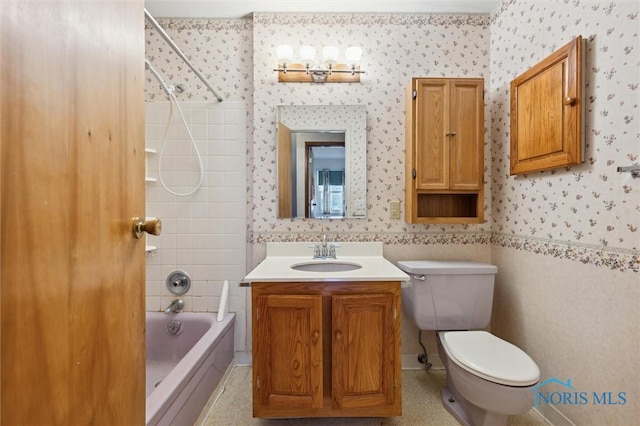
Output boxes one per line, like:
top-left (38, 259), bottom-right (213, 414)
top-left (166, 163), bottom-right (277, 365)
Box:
top-left (146, 312), bottom-right (235, 426)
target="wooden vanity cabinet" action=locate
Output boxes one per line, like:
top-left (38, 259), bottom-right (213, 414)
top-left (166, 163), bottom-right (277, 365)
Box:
top-left (405, 77), bottom-right (485, 223)
top-left (252, 281), bottom-right (402, 418)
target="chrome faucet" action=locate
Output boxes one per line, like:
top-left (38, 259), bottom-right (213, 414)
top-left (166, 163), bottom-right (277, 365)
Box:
top-left (312, 231), bottom-right (338, 259)
top-left (164, 299), bottom-right (184, 314)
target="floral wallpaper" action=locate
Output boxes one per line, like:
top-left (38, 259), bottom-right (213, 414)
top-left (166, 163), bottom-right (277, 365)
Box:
top-left (145, 19), bottom-right (253, 102)
top-left (489, 0), bottom-right (639, 272)
top-left (251, 13), bottom-right (492, 239)
top-left (144, 3), bottom-right (638, 276)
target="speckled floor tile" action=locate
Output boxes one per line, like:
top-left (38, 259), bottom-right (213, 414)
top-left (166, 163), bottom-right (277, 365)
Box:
top-left (200, 366), bottom-right (549, 426)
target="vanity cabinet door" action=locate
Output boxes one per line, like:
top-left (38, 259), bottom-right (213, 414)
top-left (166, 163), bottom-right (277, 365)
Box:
top-left (332, 293), bottom-right (401, 415)
top-left (253, 294), bottom-right (323, 416)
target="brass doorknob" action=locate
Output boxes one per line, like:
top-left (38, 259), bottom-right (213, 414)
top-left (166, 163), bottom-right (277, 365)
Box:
top-left (132, 217), bottom-right (162, 239)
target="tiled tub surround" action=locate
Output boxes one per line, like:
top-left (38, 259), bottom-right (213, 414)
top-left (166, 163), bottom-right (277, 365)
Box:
top-left (144, 101), bottom-right (247, 353)
top-left (144, 4), bottom-right (640, 424)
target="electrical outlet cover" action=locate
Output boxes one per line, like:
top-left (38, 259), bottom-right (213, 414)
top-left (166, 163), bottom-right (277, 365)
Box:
top-left (390, 201), bottom-right (401, 219)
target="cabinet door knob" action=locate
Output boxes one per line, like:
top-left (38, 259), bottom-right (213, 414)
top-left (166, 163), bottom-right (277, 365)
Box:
top-left (312, 331), bottom-right (320, 344)
top-left (446, 131), bottom-right (457, 136)
top-left (335, 331), bottom-right (343, 341)
top-left (563, 96), bottom-right (576, 106)
top-left (132, 217), bottom-right (162, 239)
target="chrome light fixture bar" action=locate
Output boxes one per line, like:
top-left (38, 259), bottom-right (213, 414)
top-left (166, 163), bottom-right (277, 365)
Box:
top-left (273, 45), bottom-right (364, 83)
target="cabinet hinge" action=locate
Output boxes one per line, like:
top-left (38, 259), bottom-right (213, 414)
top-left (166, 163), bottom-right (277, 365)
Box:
top-left (256, 307), bottom-right (259, 320)
top-left (394, 375), bottom-right (398, 389)
top-left (257, 376), bottom-right (260, 389)
top-left (393, 306), bottom-right (397, 320)
top-left (412, 90), bottom-right (417, 100)
top-left (412, 169), bottom-right (416, 179)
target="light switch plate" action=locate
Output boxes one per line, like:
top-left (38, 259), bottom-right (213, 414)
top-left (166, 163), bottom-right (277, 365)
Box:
top-left (389, 201), bottom-right (401, 219)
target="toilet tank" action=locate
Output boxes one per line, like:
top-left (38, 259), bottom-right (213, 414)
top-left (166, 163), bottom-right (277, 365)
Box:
top-left (397, 260), bottom-right (497, 331)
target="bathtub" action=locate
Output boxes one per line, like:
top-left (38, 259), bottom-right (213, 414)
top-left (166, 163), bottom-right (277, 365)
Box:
top-left (146, 311), bottom-right (235, 426)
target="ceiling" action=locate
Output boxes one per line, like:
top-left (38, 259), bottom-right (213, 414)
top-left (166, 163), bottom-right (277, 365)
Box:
top-left (144, 0), bottom-right (500, 19)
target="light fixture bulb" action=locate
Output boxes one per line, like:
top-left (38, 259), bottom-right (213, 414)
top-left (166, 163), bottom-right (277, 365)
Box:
top-left (345, 46), bottom-right (362, 67)
top-left (276, 44), bottom-right (294, 66)
top-left (322, 46), bottom-right (339, 67)
top-left (299, 45), bottom-right (317, 68)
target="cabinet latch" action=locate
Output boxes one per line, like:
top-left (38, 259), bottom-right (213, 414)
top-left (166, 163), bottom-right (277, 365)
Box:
top-left (412, 169), bottom-right (416, 179)
top-left (412, 90), bottom-right (417, 100)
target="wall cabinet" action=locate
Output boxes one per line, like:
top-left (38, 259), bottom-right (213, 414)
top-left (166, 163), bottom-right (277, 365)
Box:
top-left (252, 281), bottom-right (401, 418)
top-left (405, 77), bottom-right (485, 223)
top-left (510, 36), bottom-right (584, 175)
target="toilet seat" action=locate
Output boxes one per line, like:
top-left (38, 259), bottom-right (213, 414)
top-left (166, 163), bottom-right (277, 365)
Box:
top-left (439, 331), bottom-right (540, 387)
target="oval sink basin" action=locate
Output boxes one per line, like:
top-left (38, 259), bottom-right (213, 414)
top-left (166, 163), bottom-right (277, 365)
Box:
top-left (291, 261), bottom-right (363, 273)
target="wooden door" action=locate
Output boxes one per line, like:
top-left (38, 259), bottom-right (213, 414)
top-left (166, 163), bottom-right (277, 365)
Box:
top-left (253, 294), bottom-right (323, 416)
top-left (449, 79), bottom-right (483, 190)
top-left (1, 1), bottom-right (146, 424)
top-left (332, 293), bottom-right (400, 414)
top-left (414, 79), bottom-right (449, 190)
top-left (277, 123), bottom-right (293, 218)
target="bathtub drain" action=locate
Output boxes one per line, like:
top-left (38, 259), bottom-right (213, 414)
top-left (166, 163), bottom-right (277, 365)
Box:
top-left (167, 320), bottom-right (181, 335)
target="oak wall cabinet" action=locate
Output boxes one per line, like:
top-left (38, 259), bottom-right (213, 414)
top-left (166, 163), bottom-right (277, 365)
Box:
top-left (510, 36), bottom-right (585, 175)
top-left (252, 281), bottom-right (402, 418)
top-left (405, 77), bottom-right (485, 223)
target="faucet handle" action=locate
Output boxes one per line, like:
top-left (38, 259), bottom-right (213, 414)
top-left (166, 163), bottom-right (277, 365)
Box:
top-left (309, 243), bottom-right (321, 258)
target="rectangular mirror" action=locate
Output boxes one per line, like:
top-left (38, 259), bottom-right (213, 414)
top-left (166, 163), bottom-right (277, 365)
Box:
top-left (277, 105), bottom-right (367, 219)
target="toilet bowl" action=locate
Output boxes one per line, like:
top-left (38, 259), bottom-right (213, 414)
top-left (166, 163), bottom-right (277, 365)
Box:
top-left (437, 331), bottom-right (539, 426)
top-left (396, 260), bottom-right (540, 426)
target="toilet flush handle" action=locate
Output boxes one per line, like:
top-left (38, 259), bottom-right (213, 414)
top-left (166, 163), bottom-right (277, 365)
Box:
top-left (412, 274), bottom-right (426, 281)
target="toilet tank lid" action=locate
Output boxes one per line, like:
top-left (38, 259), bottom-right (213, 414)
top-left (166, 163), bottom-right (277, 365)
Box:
top-left (397, 260), bottom-right (497, 275)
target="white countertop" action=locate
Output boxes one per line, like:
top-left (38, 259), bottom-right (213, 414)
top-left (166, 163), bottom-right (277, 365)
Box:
top-left (243, 242), bottom-right (410, 283)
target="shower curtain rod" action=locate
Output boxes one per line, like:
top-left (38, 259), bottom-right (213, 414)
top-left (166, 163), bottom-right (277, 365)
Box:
top-left (144, 8), bottom-right (223, 102)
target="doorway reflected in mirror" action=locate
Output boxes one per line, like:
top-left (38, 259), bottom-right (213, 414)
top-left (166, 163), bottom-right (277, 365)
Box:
top-left (277, 105), bottom-right (367, 219)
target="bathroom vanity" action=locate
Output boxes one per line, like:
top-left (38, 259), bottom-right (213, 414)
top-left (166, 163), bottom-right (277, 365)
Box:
top-left (243, 242), bottom-right (409, 418)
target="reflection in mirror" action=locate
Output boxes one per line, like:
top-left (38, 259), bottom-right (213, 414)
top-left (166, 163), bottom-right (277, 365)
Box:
top-left (308, 142), bottom-right (345, 218)
top-left (277, 105), bottom-right (367, 219)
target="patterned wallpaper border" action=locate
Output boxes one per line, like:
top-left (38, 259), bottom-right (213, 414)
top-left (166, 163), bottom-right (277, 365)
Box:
top-left (145, 18), bottom-right (253, 31)
top-left (491, 233), bottom-right (639, 273)
top-left (249, 232), bottom-right (640, 273)
top-left (253, 13), bottom-right (490, 28)
top-left (148, 14), bottom-right (491, 30)
top-left (251, 231), bottom-right (491, 245)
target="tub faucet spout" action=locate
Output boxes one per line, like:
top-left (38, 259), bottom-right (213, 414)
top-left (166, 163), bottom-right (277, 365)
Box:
top-left (164, 299), bottom-right (184, 314)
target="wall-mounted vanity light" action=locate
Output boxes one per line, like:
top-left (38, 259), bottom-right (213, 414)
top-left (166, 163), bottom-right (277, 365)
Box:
top-left (274, 45), bottom-right (364, 83)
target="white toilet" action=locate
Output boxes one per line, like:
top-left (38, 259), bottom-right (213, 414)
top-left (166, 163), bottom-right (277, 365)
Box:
top-left (397, 260), bottom-right (540, 426)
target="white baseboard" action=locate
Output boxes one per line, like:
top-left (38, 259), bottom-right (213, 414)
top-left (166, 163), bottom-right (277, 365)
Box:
top-left (234, 350), bottom-right (252, 366)
top-left (534, 403), bottom-right (576, 426)
top-left (194, 360), bottom-right (237, 426)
